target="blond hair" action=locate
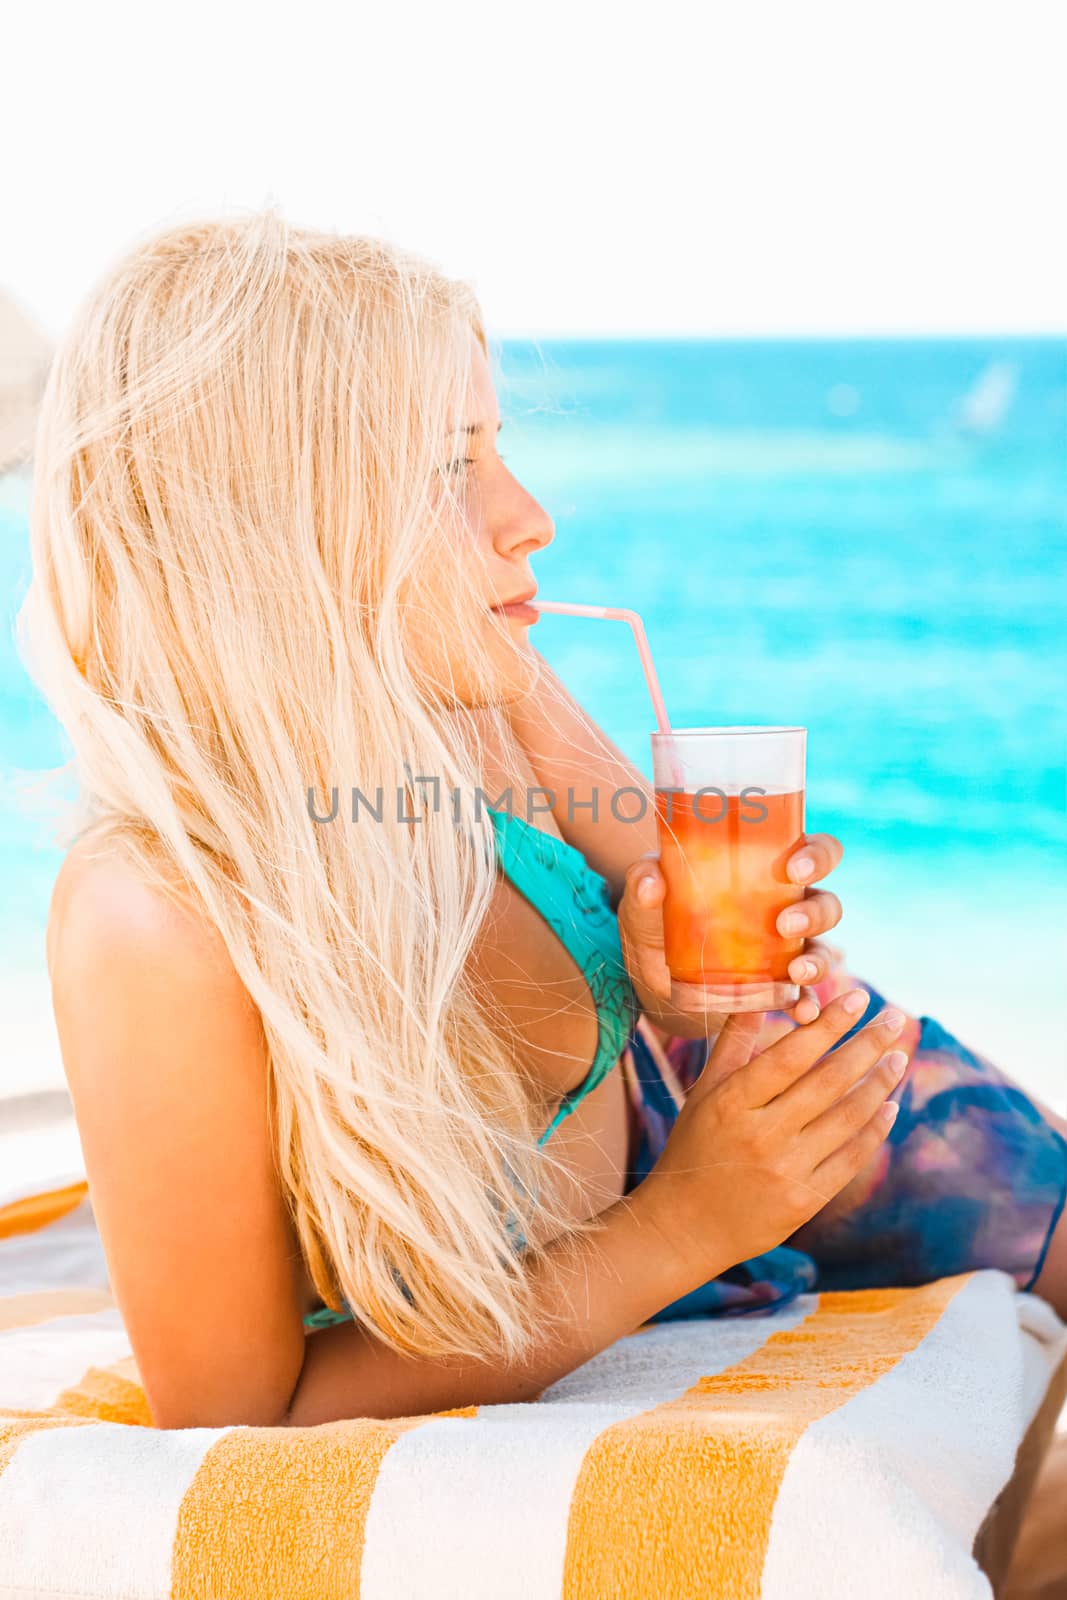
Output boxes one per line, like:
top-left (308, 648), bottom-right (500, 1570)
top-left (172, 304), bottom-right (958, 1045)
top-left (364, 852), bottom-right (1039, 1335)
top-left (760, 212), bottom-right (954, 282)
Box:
top-left (17, 207), bottom-right (593, 1365)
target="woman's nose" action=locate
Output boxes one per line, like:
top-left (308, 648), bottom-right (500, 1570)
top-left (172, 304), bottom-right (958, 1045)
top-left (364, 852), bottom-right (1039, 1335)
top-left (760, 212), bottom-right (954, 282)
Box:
top-left (493, 483), bottom-right (555, 558)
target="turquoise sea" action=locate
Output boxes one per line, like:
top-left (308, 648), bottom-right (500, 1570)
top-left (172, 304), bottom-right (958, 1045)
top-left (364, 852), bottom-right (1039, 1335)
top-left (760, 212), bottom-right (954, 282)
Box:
top-left (2, 338), bottom-right (1065, 1103)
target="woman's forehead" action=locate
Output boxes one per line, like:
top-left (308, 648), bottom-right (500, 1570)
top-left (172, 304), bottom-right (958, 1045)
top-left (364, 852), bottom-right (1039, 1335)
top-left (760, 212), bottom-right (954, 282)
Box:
top-left (458, 339), bottom-right (499, 423)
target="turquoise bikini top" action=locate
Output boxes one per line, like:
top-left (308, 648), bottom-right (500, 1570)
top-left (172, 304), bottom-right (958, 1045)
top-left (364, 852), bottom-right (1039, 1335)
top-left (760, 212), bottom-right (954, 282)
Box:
top-left (485, 807), bottom-right (642, 1144)
top-left (301, 807), bottom-right (641, 1328)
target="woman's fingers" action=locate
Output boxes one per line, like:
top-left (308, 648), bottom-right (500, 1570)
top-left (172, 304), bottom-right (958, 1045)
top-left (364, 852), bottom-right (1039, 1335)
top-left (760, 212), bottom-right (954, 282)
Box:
top-left (786, 833), bottom-right (845, 886)
top-left (773, 1004), bottom-right (907, 1129)
top-left (734, 987), bottom-right (873, 1109)
top-left (776, 888), bottom-right (843, 940)
top-left (809, 1096), bottom-right (900, 1200)
top-left (688, 1010), bottom-right (766, 1102)
top-left (786, 939), bottom-right (837, 988)
top-left (800, 1047), bottom-right (907, 1168)
top-left (788, 987), bottom-right (821, 1024)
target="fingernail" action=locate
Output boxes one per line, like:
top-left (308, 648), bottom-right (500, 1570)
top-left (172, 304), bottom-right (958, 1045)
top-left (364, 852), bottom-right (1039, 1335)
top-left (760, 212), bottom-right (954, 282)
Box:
top-left (879, 1008), bottom-right (905, 1032)
top-left (790, 855), bottom-right (815, 882)
top-left (881, 1100), bottom-right (900, 1124)
top-left (793, 959), bottom-right (817, 981)
top-left (779, 911), bottom-right (807, 935)
top-left (883, 1050), bottom-right (908, 1077)
top-left (843, 988), bottom-right (869, 1015)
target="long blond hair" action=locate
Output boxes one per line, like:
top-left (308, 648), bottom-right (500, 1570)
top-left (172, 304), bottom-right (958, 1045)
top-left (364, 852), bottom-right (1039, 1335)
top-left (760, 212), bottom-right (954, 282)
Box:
top-left (17, 207), bottom-right (596, 1365)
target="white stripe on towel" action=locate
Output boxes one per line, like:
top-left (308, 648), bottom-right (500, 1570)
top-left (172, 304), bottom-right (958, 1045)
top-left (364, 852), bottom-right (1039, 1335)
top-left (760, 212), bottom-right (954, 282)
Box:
top-left (0, 1420), bottom-right (233, 1600)
top-left (358, 1297), bottom-right (813, 1600)
top-left (0, 1307), bottom-right (131, 1410)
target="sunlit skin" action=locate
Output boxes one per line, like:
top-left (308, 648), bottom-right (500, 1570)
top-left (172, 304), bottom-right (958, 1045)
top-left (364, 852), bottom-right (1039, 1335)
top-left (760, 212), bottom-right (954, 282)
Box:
top-left (435, 329), bottom-right (1067, 1320)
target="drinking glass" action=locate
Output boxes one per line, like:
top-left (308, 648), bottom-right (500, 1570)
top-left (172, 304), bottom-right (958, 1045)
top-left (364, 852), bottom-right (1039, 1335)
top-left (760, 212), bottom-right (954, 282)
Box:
top-left (651, 726), bottom-right (807, 1013)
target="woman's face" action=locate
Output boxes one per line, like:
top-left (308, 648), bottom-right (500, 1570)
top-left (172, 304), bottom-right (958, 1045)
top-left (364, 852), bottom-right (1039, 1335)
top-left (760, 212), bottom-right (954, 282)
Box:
top-left (406, 332), bottom-right (555, 707)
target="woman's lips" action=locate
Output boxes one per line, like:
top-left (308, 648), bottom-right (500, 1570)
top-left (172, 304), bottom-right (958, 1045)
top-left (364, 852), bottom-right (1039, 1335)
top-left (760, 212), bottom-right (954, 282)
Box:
top-left (490, 600), bottom-right (540, 624)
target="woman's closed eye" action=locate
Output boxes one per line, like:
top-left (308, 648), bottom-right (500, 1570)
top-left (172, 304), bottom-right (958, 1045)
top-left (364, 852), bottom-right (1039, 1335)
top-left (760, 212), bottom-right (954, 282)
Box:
top-left (444, 456), bottom-right (477, 476)
top-left (441, 452), bottom-right (507, 477)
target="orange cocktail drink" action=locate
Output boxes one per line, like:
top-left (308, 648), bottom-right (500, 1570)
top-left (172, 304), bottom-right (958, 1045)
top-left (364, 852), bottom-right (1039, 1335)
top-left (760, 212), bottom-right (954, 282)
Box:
top-left (651, 727), bottom-right (807, 1013)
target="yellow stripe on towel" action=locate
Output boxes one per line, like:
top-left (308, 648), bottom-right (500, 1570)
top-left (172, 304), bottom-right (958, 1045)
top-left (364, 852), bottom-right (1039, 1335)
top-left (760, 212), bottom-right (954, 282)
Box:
top-left (169, 1412), bottom-right (473, 1600)
top-left (562, 1275), bottom-right (970, 1599)
top-left (0, 1180), bottom-right (90, 1239)
top-left (53, 1356), bottom-right (156, 1427)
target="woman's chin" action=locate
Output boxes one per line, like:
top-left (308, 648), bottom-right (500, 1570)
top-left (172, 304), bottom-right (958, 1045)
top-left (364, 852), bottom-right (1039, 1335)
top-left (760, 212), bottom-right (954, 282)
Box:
top-left (491, 635), bottom-right (540, 703)
top-left (455, 638), bottom-right (539, 709)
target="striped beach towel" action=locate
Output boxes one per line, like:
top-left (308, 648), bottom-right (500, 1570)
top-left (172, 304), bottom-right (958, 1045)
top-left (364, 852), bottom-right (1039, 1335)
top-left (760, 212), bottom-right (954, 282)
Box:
top-left (6, 1081), bottom-right (1067, 1593)
top-left (2, 1165), bottom-right (1066, 1599)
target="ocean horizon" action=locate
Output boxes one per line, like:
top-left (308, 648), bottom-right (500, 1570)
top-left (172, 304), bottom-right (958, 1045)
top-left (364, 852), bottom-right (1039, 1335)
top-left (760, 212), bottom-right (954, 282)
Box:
top-left (2, 336), bottom-right (1065, 1108)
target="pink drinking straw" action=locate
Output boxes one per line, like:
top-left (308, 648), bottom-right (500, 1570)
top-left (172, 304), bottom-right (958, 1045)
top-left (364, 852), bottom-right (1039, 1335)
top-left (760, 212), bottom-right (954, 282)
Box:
top-left (530, 600), bottom-right (684, 785)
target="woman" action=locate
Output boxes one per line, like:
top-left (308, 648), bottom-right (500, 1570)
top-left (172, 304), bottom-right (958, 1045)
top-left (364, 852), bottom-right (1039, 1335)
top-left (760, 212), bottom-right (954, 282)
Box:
top-left (22, 211), bottom-right (1066, 1430)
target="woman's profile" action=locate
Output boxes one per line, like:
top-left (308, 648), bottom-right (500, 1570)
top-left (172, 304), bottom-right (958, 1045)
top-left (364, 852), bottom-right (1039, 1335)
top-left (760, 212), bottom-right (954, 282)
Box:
top-left (19, 209), bottom-right (1067, 1429)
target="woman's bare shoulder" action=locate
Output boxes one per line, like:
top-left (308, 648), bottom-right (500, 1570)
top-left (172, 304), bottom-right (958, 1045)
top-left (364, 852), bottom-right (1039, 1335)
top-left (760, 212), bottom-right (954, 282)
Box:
top-left (46, 833), bottom-right (245, 1004)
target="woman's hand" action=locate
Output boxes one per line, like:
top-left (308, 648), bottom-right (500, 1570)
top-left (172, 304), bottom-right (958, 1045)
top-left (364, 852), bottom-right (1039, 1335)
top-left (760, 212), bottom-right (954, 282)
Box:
top-left (616, 832), bottom-right (846, 1033)
top-left (635, 987), bottom-right (908, 1294)
top-left (773, 831), bottom-right (846, 1002)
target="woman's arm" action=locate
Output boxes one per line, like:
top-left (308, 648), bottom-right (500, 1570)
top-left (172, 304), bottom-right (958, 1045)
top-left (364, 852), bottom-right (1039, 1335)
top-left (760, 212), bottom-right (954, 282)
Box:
top-left (506, 650), bottom-right (719, 1039)
top-left (506, 646), bottom-right (658, 907)
top-left (294, 995), bottom-right (916, 1430)
top-left (49, 845), bottom-right (722, 1429)
top-left (283, 1186), bottom-right (707, 1425)
top-left (48, 848), bottom-right (308, 1431)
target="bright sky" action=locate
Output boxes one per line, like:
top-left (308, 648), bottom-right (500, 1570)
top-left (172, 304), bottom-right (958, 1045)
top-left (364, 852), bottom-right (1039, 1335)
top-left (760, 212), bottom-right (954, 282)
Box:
top-left (4, 0), bottom-right (1065, 340)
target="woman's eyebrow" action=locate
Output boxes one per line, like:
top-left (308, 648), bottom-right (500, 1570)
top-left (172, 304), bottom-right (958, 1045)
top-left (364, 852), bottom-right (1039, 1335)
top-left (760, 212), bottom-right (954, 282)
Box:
top-left (460, 421), bottom-right (503, 435)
